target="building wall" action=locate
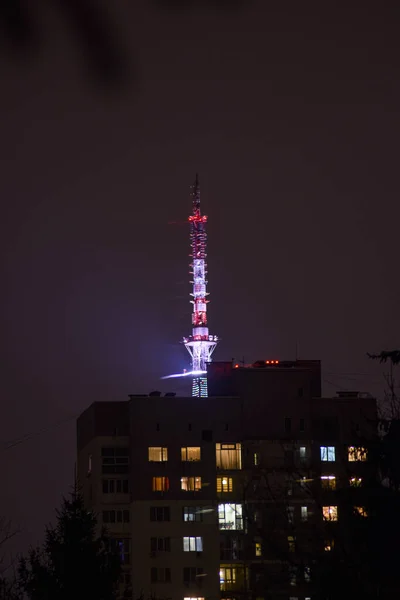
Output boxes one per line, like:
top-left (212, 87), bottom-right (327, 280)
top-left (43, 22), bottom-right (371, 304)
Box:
top-left (76, 364), bottom-right (378, 600)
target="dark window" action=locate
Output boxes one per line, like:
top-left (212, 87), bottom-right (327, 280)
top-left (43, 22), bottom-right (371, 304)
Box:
top-left (151, 568), bottom-right (171, 583)
top-left (120, 571), bottom-right (131, 586)
top-left (188, 423), bottom-right (192, 431)
top-left (150, 537), bottom-right (171, 552)
top-left (102, 479), bottom-right (129, 494)
top-left (284, 449), bottom-right (294, 466)
top-left (101, 447), bottom-right (129, 474)
top-left (285, 418), bottom-right (292, 433)
top-left (183, 567), bottom-right (203, 584)
top-left (102, 509), bottom-right (129, 524)
top-left (156, 423), bottom-right (160, 431)
top-left (299, 418), bottom-right (305, 432)
top-left (298, 387), bottom-right (304, 397)
top-left (220, 535), bottom-right (243, 560)
top-left (183, 506), bottom-right (203, 522)
top-left (202, 429), bottom-right (213, 441)
top-left (225, 423), bottom-right (229, 431)
top-left (118, 479), bottom-right (129, 494)
top-left (150, 506), bottom-right (170, 521)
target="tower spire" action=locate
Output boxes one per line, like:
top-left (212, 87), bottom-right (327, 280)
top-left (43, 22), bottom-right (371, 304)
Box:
top-left (183, 175), bottom-right (218, 397)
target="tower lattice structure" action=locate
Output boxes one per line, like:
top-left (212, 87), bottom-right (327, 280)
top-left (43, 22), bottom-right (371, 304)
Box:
top-left (182, 175), bottom-right (218, 397)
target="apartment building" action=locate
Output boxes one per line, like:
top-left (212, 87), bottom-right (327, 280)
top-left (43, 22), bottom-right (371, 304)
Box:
top-left (76, 360), bottom-right (377, 600)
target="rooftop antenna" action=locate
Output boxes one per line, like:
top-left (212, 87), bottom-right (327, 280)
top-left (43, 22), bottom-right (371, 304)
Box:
top-left (182, 174), bottom-right (218, 397)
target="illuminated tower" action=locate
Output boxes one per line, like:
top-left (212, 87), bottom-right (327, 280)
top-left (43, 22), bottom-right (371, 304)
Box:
top-left (182, 175), bottom-right (218, 397)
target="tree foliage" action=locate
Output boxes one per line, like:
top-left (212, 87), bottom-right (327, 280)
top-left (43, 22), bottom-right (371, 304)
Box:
top-left (19, 493), bottom-right (121, 600)
top-left (367, 350), bottom-right (400, 365)
top-left (0, 517), bottom-right (21, 600)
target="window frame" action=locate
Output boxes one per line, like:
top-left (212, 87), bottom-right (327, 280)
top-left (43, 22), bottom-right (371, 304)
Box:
top-left (183, 506), bottom-right (203, 522)
top-left (216, 443), bottom-right (242, 470)
top-left (181, 446), bottom-right (201, 461)
top-left (148, 446), bottom-right (168, 462)
top-left (152, 476), bottom-right (170, 492)
top-left (322, 505), bottom-right (338, 521)
top-left (216, 476), bottom-right (233, 493)
top-left (181, 476), bottom-right (202, 492)
top-left (183, 536), bottom-right (203, 552)
top-left (320, 475), bottom-right (336, 490)
top-left (348, 446), bottom-right (367, 462)
top-left (150, 506), bottom-right (170, 521)
top-left (218, 503), bottom-right (243, 531)
top-left (320, 446), bottom-right (336, 462)
top-left (101, 447), bottom-right (129, 474)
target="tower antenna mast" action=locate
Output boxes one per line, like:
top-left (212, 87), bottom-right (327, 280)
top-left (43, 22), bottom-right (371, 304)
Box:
top-left (182, 174), bottom-right (218, 397)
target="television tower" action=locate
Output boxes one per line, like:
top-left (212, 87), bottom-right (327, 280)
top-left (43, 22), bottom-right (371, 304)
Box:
top-left (182, 175), bottom-right (218, 397)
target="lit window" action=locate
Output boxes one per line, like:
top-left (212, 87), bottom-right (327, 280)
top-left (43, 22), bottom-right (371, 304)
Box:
top-left (321, 475), bottom-right (336, 490)
top-left (350, 476), bottom-right (362, 487)
top-left (115, 539), bottom-right (131, 565)
top-left (255, 542), bottom-right (262, 557)
top-left (299, 446), bottom-right (306, 459)
top-left (218, 503), bottom-right (243, 530)
top-left (253, 452), bottom-right (260, 466)
top-left (184, 598), bottom-right (205, 600)
top-left (348, 446), bottom-right (367, 462)
top-left (219, 566), bottom-right (245, 591)
top-left (216, 443), bottom-right (242, 470)
top-left (324, 539), bottom-right (334, 551)
top-left (323, 506), bottom-right (338, 521)
top-left (304, 567), bottom-right (311, 583)
top-left (288, 536), bottom-right (296, 552)
top-left (217, 477), bottom-right (233, 493)
top-left (183, 536), bottom-right (203, 552)
top-left (148, 447), bottom-right (168, 462)
top-left (320, 446), bottom-right (335, 462)
top-left (301, 506), bottom-right (308, 522)
top-left (181, 447), bottom-right (201, 461)
top-left (354, 506), bottom-right (368, 517)
top-left (152, 477), bottom-right (169, 492)
top-left (181, 477), bottom-right (201, 491)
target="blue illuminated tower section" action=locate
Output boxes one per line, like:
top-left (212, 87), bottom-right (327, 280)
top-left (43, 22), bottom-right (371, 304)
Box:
top-left (182, 175), bottom-right (218, 397)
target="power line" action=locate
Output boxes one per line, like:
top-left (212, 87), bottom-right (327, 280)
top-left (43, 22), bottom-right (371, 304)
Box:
top-left (0, 413), bottom-right (79, 453)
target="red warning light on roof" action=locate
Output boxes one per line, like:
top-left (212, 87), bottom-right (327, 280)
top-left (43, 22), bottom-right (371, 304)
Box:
top-left (234, 363), bottom-right (239, 368)
top-left (265, 360), bottom-right (279, 364)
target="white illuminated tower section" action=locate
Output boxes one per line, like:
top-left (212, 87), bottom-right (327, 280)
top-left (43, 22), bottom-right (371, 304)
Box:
top-left (182, 175), bottom-right (218, 397)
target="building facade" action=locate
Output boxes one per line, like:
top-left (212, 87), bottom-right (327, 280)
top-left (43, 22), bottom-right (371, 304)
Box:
top-left (76, 360), bottom-right (377, 600)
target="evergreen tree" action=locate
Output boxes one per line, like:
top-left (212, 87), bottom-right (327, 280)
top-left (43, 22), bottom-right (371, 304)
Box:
top-left (19, 493), bottom-right (121, 600)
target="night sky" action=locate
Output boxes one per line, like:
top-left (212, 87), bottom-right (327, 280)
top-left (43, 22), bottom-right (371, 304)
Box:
top-left (0, 1), bottom-right (399, 554)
